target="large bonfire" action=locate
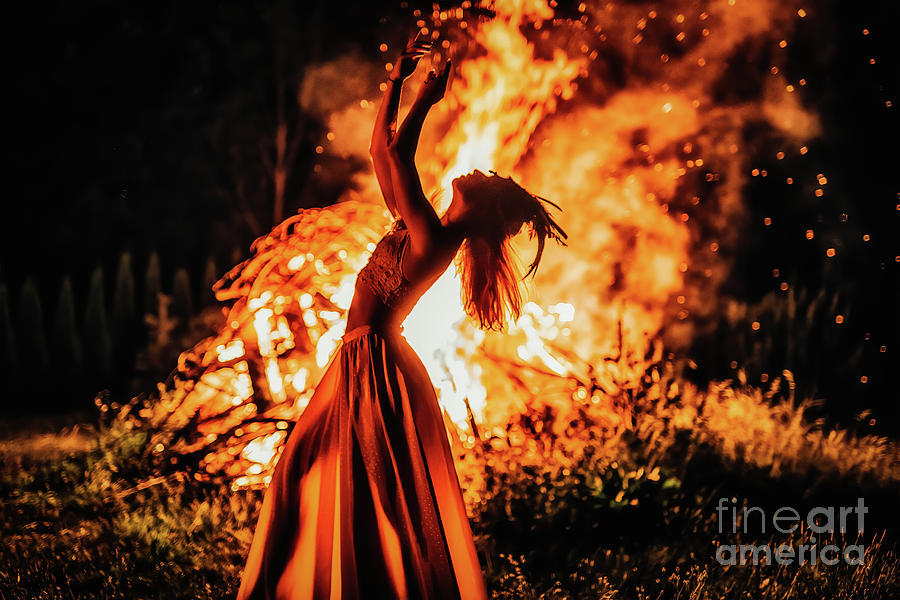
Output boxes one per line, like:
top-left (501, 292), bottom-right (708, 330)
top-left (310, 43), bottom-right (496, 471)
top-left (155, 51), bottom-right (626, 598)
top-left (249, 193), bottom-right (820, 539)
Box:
top-left (134, 0), bottom-right (826, 490)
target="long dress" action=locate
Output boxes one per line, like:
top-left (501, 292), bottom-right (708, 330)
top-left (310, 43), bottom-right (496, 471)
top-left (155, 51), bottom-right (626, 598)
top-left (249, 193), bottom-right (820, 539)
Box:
top-left (237, 219), bottom-right (488, 600)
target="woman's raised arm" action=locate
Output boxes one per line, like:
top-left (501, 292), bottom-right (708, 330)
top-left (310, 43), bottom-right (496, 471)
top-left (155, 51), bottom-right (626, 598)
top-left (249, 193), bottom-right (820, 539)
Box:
top-left (385, 59), bottom-right (451, 254)
top-left (369, 34), bottom-right (431, 217)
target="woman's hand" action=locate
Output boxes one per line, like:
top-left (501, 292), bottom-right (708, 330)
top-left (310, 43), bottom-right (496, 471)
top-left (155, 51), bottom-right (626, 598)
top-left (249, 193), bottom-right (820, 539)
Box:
top-left (390, 32), bottom-right (432, 82)
top-left (416, 59), bottom-right (451, 106)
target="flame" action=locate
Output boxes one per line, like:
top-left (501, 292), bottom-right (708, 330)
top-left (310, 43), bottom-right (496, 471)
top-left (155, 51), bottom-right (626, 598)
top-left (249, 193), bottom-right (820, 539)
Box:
top-left (155, 0), bottom-right (819, 488)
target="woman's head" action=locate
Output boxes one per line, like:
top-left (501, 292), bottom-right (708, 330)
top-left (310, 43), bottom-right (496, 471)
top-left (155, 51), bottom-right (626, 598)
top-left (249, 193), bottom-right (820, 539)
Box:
top-left (447, 170), bottom-right (567, 330)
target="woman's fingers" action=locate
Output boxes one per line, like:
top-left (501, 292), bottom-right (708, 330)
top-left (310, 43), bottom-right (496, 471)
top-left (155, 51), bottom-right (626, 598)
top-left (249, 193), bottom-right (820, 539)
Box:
top-left (406, 38), bottom-right (432, 51)
top-left (396, 32), bottom-right (440, 81)
top-left (402, 49), bottom-right (429, 60)
top-left (402, 45), bottom-right (431, 59)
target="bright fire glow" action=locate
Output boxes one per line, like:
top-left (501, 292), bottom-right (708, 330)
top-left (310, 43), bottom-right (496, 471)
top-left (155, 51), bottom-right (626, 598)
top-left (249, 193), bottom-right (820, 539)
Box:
top-left (157, 0), bottom-right (819, 488)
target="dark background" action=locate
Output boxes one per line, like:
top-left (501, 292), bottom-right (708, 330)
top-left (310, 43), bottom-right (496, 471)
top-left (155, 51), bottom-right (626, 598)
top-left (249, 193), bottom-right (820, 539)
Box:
top-left (1, 1), bottom-right (897, 432)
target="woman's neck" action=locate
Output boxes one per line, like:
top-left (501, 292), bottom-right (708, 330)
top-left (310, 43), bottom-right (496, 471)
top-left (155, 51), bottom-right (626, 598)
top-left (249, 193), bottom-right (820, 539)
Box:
top-left (439, 211), bottom-right (468, 247)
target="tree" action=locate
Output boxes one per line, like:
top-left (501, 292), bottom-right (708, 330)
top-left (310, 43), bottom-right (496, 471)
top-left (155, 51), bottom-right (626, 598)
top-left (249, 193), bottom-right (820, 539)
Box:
top-left (17, 278), bottom-right (49, 381)
top-left (0, 283), bottom-right (17, 385)
top-left (172, 268), bottom-right (194, 331)
top-left (51, 276), bottom-right (83, 385)
top-left (113, 253), bottom-right (136, 334)
top-left (82, 266), bottom-right (112, 383)
top-left (204, 0), bottom-right (331, 230)
top-left (144, 251), bottom-right (162, 317)
top-left (112, 252), bottom-right (137, 387)
top-left (201, 256), bottom-right (218, 308)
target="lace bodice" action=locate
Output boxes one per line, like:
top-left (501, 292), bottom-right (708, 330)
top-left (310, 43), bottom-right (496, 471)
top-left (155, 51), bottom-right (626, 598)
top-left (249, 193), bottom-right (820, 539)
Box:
top-left (356, 219), bottom-right (412, 308)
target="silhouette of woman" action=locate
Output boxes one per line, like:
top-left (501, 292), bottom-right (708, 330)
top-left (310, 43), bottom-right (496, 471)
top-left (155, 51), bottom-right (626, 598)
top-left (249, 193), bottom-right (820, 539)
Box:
top-left (237, 32), bottom-right (566, 600)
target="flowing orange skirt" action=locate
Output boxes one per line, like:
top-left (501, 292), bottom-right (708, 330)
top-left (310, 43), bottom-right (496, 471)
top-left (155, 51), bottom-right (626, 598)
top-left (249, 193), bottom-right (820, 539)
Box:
top-left (237, 325), bottom-right (488, 600)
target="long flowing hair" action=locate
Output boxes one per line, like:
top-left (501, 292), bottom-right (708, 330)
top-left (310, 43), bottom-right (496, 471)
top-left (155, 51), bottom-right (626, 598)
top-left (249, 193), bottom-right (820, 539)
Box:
top-left (455, 172), bottom-right (567, 330)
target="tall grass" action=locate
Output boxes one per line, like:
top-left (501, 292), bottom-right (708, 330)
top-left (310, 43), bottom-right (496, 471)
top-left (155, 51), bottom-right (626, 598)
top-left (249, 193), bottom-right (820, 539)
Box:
top-left (1, 360), bottom-right (898, 598)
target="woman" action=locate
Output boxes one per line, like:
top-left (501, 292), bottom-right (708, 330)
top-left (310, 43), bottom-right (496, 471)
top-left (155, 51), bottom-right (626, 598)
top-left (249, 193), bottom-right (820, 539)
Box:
top-left (237, 33), bottom-right (566, 600)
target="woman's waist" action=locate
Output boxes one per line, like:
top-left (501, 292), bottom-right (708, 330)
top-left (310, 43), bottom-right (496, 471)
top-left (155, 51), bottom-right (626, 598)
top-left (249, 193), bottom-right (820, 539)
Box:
top-left (342, 300), bottom-right (406, 342)
top-left (345, 294), bottom-right (410, 336)
top-left (341, 323), bottom-right (406, 343)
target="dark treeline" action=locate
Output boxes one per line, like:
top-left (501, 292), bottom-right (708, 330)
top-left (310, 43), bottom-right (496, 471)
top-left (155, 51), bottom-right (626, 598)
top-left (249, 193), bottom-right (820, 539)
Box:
top-left (0, 251), bottom-right (224, 414)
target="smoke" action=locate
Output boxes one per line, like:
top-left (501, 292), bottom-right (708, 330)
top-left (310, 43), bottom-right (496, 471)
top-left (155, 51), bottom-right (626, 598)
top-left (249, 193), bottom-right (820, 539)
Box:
top-left (299, 51), bottom-right (384, 120)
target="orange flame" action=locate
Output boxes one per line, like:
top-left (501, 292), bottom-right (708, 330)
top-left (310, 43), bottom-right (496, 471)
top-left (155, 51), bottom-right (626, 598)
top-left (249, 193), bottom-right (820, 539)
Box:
top-left (157, 0), bottom-right (818, 488)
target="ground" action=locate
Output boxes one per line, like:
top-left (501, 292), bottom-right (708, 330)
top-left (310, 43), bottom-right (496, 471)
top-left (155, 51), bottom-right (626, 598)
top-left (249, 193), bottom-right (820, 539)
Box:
top-left (1, 400), bottom-right (898, 600)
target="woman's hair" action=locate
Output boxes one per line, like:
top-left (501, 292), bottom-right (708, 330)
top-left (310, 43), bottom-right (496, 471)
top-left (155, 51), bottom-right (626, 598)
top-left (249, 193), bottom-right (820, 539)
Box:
top-left (455, 171), bottom-right (567, 330)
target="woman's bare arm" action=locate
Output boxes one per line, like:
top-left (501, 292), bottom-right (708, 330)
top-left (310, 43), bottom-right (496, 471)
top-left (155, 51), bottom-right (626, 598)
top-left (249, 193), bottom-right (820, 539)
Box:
top-left (385, 146), bottom-right (442, 254)
top-left (369, 78), bottom-right (403, 216)
top-left (385, 60), bottom-right (451, 254)
top-left (369, 34), bottom-right (431, 217)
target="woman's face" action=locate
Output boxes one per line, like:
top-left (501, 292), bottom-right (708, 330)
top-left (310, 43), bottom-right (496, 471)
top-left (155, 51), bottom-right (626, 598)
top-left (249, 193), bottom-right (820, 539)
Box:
top-left (447, 170), bottom-right (530, 238)
top-left (451, 169), bottom-right (490, 202)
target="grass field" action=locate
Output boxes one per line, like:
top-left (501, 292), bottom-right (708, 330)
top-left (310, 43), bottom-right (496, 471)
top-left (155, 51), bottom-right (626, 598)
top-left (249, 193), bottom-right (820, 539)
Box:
top-left (2, 379), bottom-right (898, 600)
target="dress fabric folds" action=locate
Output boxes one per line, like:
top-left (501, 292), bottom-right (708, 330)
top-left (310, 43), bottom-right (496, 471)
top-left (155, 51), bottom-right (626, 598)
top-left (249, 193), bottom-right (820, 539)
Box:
top-left (237, 325), bottom-right (488, 600)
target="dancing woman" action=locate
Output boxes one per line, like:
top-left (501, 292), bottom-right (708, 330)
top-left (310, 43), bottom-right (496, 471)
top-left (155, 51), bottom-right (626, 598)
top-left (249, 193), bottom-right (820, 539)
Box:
top-left (237, 33), bottom-right (566, 600)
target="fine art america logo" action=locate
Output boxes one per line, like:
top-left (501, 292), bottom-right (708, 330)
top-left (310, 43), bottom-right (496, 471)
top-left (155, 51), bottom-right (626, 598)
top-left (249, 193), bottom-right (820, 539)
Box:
top-left (714, 497), bottom-right (868, 566)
